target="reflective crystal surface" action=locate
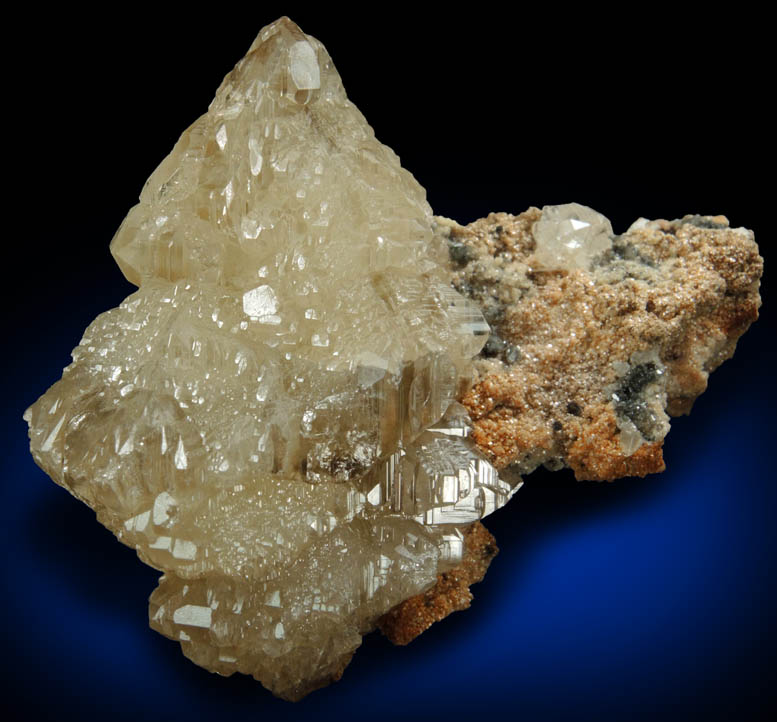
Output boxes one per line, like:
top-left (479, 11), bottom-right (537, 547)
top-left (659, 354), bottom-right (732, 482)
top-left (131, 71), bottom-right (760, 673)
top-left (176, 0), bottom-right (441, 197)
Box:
top-left (532, 202), bottom-right (613, 270)
top-left (24, 17), bottom-right (518, 701)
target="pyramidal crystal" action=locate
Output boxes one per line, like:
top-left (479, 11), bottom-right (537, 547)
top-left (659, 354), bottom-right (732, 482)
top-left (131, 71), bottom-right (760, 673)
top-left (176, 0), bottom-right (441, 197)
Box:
top-left (532, 202), bottom-right (613, 271)
top-left (24, 17), bottom-right (514, 700)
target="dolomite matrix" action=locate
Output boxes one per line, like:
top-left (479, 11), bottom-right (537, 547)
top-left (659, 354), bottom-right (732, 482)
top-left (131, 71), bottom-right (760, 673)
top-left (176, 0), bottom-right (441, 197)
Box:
top-left (25, 17), bottom-right (762, 700)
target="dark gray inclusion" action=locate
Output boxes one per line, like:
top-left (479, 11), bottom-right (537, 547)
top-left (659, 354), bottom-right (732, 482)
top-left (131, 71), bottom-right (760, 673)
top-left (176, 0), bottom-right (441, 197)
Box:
top-left (682, 215), bottom-right (729, 230)
top-left (482, 333), bottom-right (521, 364)
top-left (447, 239), bottom-right (474, 266)
top-left (612, 362), bottom-right (662, 441)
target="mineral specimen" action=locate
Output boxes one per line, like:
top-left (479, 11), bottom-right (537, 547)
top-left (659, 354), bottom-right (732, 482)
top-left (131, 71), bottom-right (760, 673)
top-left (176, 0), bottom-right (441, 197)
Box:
top-left (441, 210), bottom-right (762, 480)
top-left (25, 16), bottom-right (762, 701)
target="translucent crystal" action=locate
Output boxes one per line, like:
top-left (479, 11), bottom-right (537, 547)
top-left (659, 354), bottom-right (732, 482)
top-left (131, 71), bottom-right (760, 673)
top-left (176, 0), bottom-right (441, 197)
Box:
top-left (24, 17), bottom-right (517, 701)
top-left (606, 350), bottom-right (671, 456)
top-left (362, 403), bottom-right (519, 523)
top-left (532, 202), bottom-right (613, 270)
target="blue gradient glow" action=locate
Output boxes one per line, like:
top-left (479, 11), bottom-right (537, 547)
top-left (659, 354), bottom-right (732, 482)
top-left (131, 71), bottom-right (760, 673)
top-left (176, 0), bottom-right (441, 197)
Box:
top-left (3, 278), bottom-right (775, 722)
top-left (6, 9), bottom-right (774, 720)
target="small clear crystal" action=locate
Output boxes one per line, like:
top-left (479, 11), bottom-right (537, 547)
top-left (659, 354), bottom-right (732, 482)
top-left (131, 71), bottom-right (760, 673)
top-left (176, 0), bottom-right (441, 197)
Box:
top-left (533, 202), bottom-right (613, 270)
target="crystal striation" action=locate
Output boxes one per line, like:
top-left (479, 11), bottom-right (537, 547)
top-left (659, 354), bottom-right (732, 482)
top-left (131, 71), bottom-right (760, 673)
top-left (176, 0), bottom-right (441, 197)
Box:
top-left (24, 17), bottom-right (512, 701)
top-left (25, 16), bottom-right (762, 702)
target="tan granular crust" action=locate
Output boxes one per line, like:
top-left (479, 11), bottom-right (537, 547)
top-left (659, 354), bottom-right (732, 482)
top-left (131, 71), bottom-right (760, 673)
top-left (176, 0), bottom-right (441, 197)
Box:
top-left (380, 210), bottom-right (761, 647)
top-left (564, 402), bottom-right (666, 480)
top-left (439, 210), bottom-right (762, 481)
top-left (378, 521), bottom-right (498, 645)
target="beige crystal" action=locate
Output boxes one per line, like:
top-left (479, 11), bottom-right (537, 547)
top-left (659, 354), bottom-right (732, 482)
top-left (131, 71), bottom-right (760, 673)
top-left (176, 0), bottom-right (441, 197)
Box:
top-left (24, 17), bottom-right (517, 701)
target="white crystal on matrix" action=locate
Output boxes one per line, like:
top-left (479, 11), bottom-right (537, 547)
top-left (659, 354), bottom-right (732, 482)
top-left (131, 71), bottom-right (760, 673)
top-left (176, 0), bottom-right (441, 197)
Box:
top-left (532, 202), bottom-right (614, 270)
top-left (24, 17), bottom-right (518, 700)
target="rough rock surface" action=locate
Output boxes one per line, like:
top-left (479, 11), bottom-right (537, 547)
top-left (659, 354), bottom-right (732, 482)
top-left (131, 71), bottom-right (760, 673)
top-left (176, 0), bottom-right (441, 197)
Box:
top-left (438, 210), bottom-right (762, 480)
top-left (376, 210), bottom-right (761, 646)
top-left (378, 521), bottom-right (497, 645)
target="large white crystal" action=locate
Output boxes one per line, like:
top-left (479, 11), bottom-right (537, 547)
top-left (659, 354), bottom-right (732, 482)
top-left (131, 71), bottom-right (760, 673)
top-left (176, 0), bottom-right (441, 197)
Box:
top-left (532, 202), bottom-right (613, 270)
top-left (24, 17), bottom-right (517, 701)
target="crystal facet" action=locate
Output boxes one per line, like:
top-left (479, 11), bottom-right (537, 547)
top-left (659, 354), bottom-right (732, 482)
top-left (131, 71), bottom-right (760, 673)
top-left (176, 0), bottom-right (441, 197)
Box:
top-left (24, 17), bottom-right (513, 701)
top-left (532, 202), bottom-right (613, 270)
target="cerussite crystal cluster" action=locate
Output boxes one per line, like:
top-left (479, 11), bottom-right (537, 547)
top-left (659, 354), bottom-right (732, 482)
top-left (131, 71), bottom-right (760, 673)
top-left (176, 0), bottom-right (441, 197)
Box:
top-left (25, 17), bottom-right (762, 701)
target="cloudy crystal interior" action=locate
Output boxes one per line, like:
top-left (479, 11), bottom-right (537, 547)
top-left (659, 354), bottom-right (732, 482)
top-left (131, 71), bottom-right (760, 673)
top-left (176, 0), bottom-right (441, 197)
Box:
top-left (24, 17), bottom-right (518, 701)
top-left (532, 202), bottom-right (613, 270)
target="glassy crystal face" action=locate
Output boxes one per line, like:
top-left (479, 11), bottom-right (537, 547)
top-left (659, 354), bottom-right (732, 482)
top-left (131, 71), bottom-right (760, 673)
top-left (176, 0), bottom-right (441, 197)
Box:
top-left (24, 17), bottom-right (518, 701)
top-left (532, 202), bottom-right (613, 270)
top-left (109, 18), bottom-right (444, 295)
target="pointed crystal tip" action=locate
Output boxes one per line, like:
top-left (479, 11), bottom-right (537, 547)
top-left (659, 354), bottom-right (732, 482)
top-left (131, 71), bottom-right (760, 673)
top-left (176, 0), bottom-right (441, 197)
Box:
top-left (532, 202), bottom-right (613, 271)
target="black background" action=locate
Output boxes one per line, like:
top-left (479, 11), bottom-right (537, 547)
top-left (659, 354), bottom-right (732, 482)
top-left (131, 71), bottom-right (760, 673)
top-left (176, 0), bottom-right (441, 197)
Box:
top-left (14, 7), bottom-right (768, 322)
top-left (5, 6), bottom-right (774, 722)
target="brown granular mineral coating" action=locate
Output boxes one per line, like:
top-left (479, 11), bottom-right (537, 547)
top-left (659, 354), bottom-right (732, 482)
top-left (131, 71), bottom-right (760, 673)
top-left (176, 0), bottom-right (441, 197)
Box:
top-left (437, 209), bottom-right (762, 481)
top-left (378, 209), bottom-right (761, 648)
top-left (378, 521), bottom-right (498, 645)
top-left (379, 209), bottom-right (761, 647)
